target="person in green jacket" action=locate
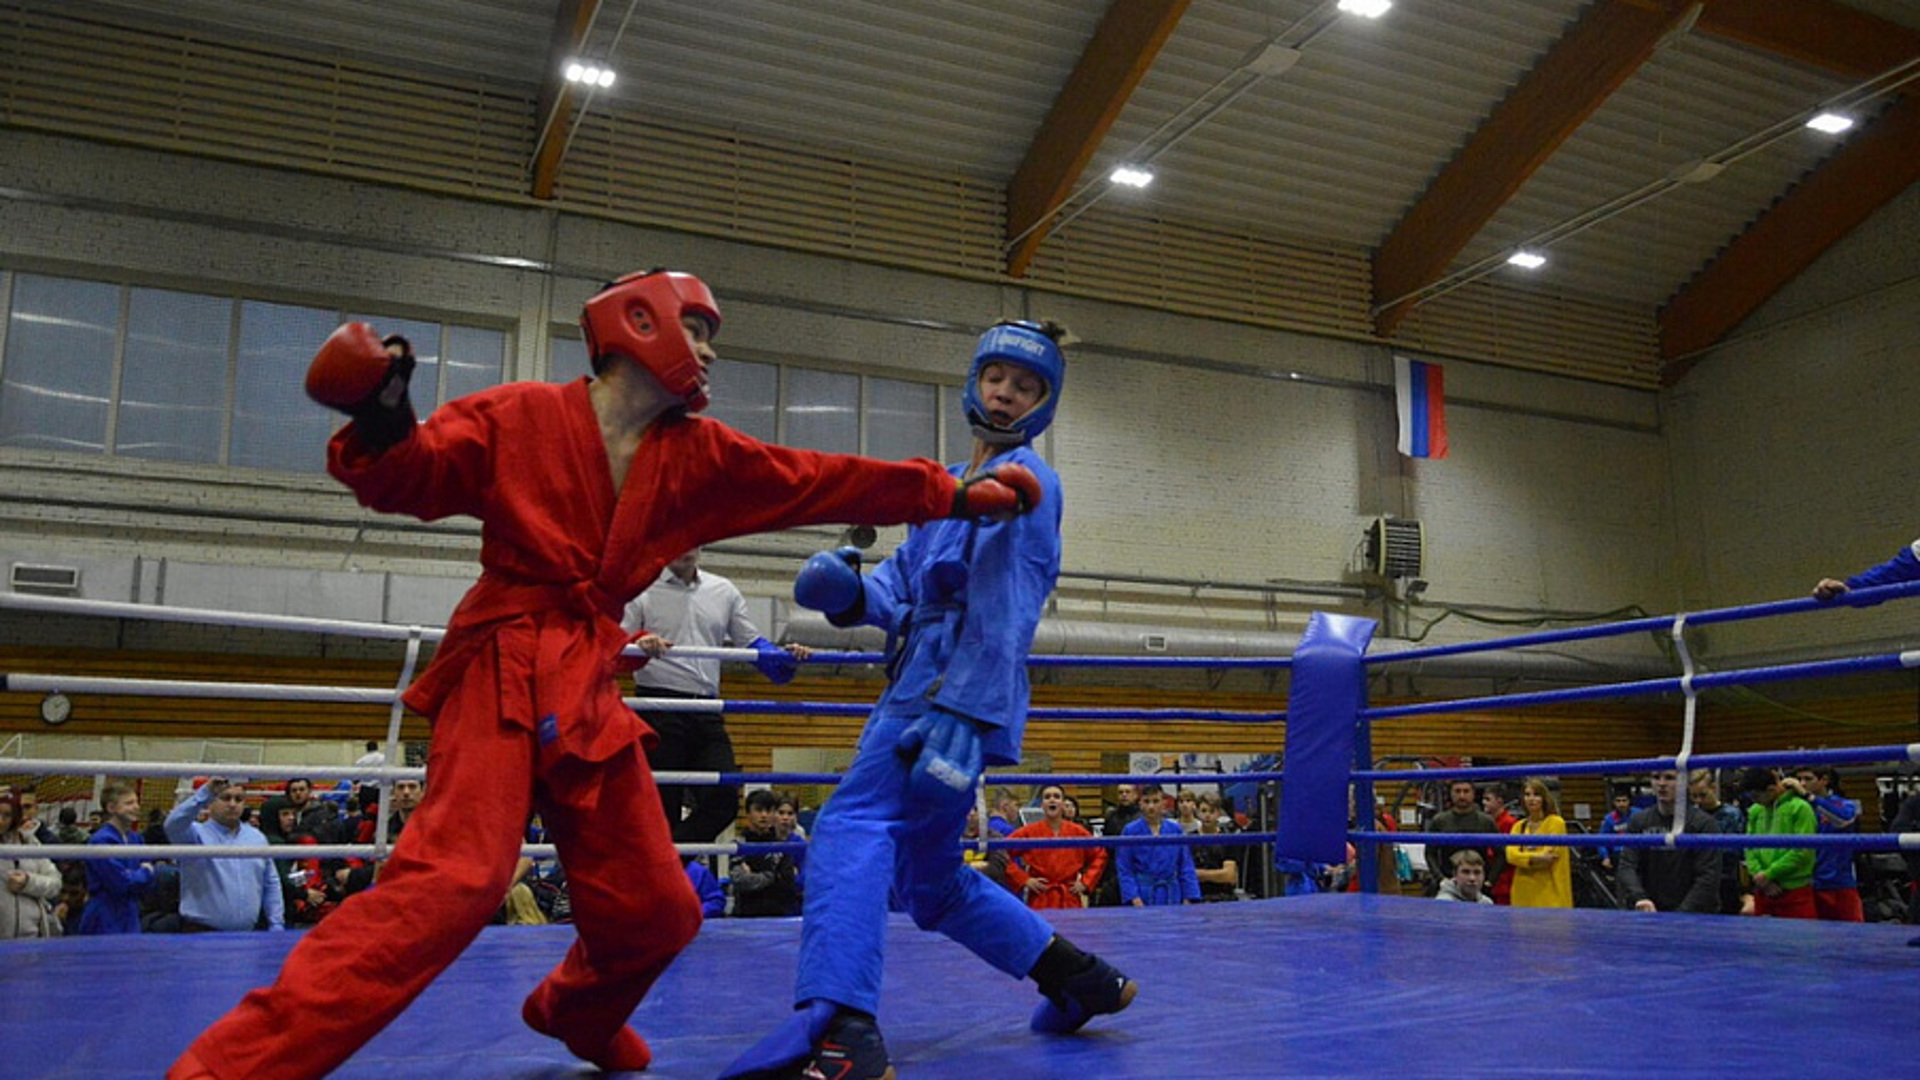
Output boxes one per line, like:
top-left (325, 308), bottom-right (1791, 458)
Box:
top-left (1734, 768), bottom-right (1816, 919)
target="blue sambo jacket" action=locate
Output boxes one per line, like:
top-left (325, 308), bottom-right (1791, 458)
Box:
top-left (849, 442), bottom-right (1062, 766)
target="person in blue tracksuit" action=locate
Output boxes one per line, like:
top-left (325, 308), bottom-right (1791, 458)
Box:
top-left (1813, 541), bottom-right (1917, 935)
top-left (1813, 538), bottom-right (1920, 601)
top-left (1794, 766), bottom-right (1864, 922)
top-left (684, 857), bottom-right (726, 919)
top-left (76, 782), bottom-right (154, 935)
top-left (1118, 784), bottom-right (1201, 906)
top-left (721, 320), bottom-right (1135, 1080)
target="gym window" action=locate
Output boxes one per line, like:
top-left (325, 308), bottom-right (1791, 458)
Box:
top-left (550, 327), bottom-right (965, 464)
top-left (0, 271), bottom-right (508, 475)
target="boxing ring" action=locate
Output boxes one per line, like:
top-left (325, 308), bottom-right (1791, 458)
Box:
top-left (4, 586), bottom-right (1920, 1079)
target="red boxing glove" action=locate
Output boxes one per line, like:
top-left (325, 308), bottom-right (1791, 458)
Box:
top-left (306, 324), bottom-right (418, 449)
top-left (950, 463), bottom-right (1043, 519)
top-left (307, 323), bottom-right (394, 410)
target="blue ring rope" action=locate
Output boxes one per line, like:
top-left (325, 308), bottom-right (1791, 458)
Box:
top-left (800, 651), bottom-right (1292, 669)
top-left (689, 770), bottom-right (1289, 787)
top-left (1362, 650), bottom-right (1918, 721)
top-left (1356, 830), bottom-right (1918, 851)
top-left (1350, 743), bottom-right (1920, 783)
top-left (720, 700), bottom-right (1284, 723)
top-left (1360, 579), bottom-right (1920, 666)
top-left (686, 745), bottom-right (1920, 793)
top-left (722, 830), bottom-right (1281, 859)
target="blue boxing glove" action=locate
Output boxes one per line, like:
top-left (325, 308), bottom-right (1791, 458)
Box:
top-left (896, 707), bottom-right (984, 814)
top-left (794, 546), bottom-right (865, 625)
top-left (750, 636), bottom-right (798, 684)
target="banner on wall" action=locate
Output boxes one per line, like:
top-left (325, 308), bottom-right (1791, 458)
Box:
top-left (1394, 355), bottom-right (1448, 459)
top-left (1127, 751), bottom-right (1270, 820)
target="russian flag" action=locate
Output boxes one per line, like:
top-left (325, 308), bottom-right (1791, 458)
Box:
top-left (1395, 355), bottom-right (1448, 459)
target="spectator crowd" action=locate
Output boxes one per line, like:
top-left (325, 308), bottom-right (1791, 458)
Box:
top-left (6, 760), bottom-right (1914, 937)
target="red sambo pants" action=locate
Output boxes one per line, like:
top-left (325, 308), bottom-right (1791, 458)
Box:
top-left (1753, 883), bottom-right (1817, 919)
top-left (171, 674), bottom-right (700, 1080)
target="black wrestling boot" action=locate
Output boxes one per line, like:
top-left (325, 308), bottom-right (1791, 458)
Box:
top-left (802, 1012), bottom-right (895, 1080)
top-left (1029, 938), bottom-right (1138, 1034)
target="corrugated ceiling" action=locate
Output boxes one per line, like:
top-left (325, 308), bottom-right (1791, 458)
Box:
top-left (8, 0), bottom-right (1918, 388)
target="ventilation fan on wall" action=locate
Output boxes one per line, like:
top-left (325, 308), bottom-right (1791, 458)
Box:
top-left (1364, 517), bottom-right (1424, 579)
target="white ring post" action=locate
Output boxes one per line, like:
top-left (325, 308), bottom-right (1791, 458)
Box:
top-left (1666, 613), bottom-right (1699, 846)
top-left (373, 628), bottom-right (426, 862)
top-left (974, 780), bottom-right (991, 858)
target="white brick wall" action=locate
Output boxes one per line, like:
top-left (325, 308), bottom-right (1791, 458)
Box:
top-left (0, 129), bottom-right (1832, 660)
top-left (1663, 180), bottom-right (1920, 660)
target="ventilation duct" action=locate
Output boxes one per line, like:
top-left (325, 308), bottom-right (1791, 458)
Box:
top-left (9, 563), bottom-right (81, 595)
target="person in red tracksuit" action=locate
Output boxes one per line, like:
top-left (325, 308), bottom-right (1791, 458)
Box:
top-left (1005, 784), bottom-right (1106, 909)
top-left (168, 270), bottom-right (1044, 1080)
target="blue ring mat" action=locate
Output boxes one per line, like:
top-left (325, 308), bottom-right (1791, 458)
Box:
top-left (7, 893), bottom-right (1914, 1079)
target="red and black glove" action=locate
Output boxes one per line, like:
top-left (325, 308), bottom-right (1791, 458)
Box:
top-left (950, 463), bottom-right (1043, 519)
top-left (306, 323), bottom-right (418, 450)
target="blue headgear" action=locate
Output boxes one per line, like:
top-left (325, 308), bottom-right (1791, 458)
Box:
top-left (963, 321), bottom-right (1064, 445)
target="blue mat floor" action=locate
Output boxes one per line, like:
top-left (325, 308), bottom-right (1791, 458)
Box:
top-left (6, 893), bottom-right (1916, 1079)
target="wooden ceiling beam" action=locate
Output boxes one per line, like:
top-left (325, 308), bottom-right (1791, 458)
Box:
top-left (1658, 95), bottom-right (1920, 380)
top-left (1695, 0), bottom-right (1920, 80)
top-left (1004, 0), bottom-right (1192, 278)
top-left (530, 0), bottom-right (602, 201)
top-left (1370, 0), bottom-right (1696, 336)
top-left (1655, 2), bottom-right (1920, 377)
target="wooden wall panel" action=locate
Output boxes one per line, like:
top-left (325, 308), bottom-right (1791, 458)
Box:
top-left (0, 646), bottom-right (429, 743)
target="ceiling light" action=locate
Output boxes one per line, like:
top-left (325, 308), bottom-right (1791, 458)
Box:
top-left (564, 59), bottom-right (616, 88)
top-left (1806, 112), bottom-right (1854, 134)
top-left (1337, 0), bottom-right (1392, 18)
top-left (1109, 165), bottom-right (1155, 189)
top-left (1506, 250), bottom-right (1547, 270)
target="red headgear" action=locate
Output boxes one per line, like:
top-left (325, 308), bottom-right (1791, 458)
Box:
top-left (579, 270), bottom-right (721, 412)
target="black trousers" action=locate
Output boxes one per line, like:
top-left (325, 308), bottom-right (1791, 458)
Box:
top-left (637, 690), bottom-right (739, 844)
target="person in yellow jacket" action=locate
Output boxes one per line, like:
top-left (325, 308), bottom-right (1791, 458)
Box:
top-left (1505, 777), bottom-right (1572, 908)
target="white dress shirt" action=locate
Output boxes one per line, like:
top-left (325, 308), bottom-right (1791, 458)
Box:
top-left (622, 568), bottom-right (764, 697)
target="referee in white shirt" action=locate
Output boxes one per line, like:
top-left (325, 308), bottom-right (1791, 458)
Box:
top-left (625, 548), bottom-right (812, 843)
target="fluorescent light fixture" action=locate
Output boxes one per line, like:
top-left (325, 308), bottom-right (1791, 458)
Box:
top-left (1507, 250), bottom-right (1547, 270)
top-left (1337, 0), bottom-right (1392, 17)
top-left (1806, 112), bottom-right (1854, 134)
top-left (1109, 165), bottom-right (1155, 188)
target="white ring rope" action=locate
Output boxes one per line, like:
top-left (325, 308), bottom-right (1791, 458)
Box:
top-left (3, 673), bottom-right (731, 714)
top-left (0, 590), bottom-right (761, 663)
top-left (4, 843), bottom-right (558, 861)
top-left (0, 591), bottom-right (444, 642)
top-left (2, 758), bottom-right (421, 782)
top-left (0, 757), bottom-right (760, 790)
top-left (0, 840), bottom-right (812, 861)
top-left (5, 674), bottom-right (391, 702)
